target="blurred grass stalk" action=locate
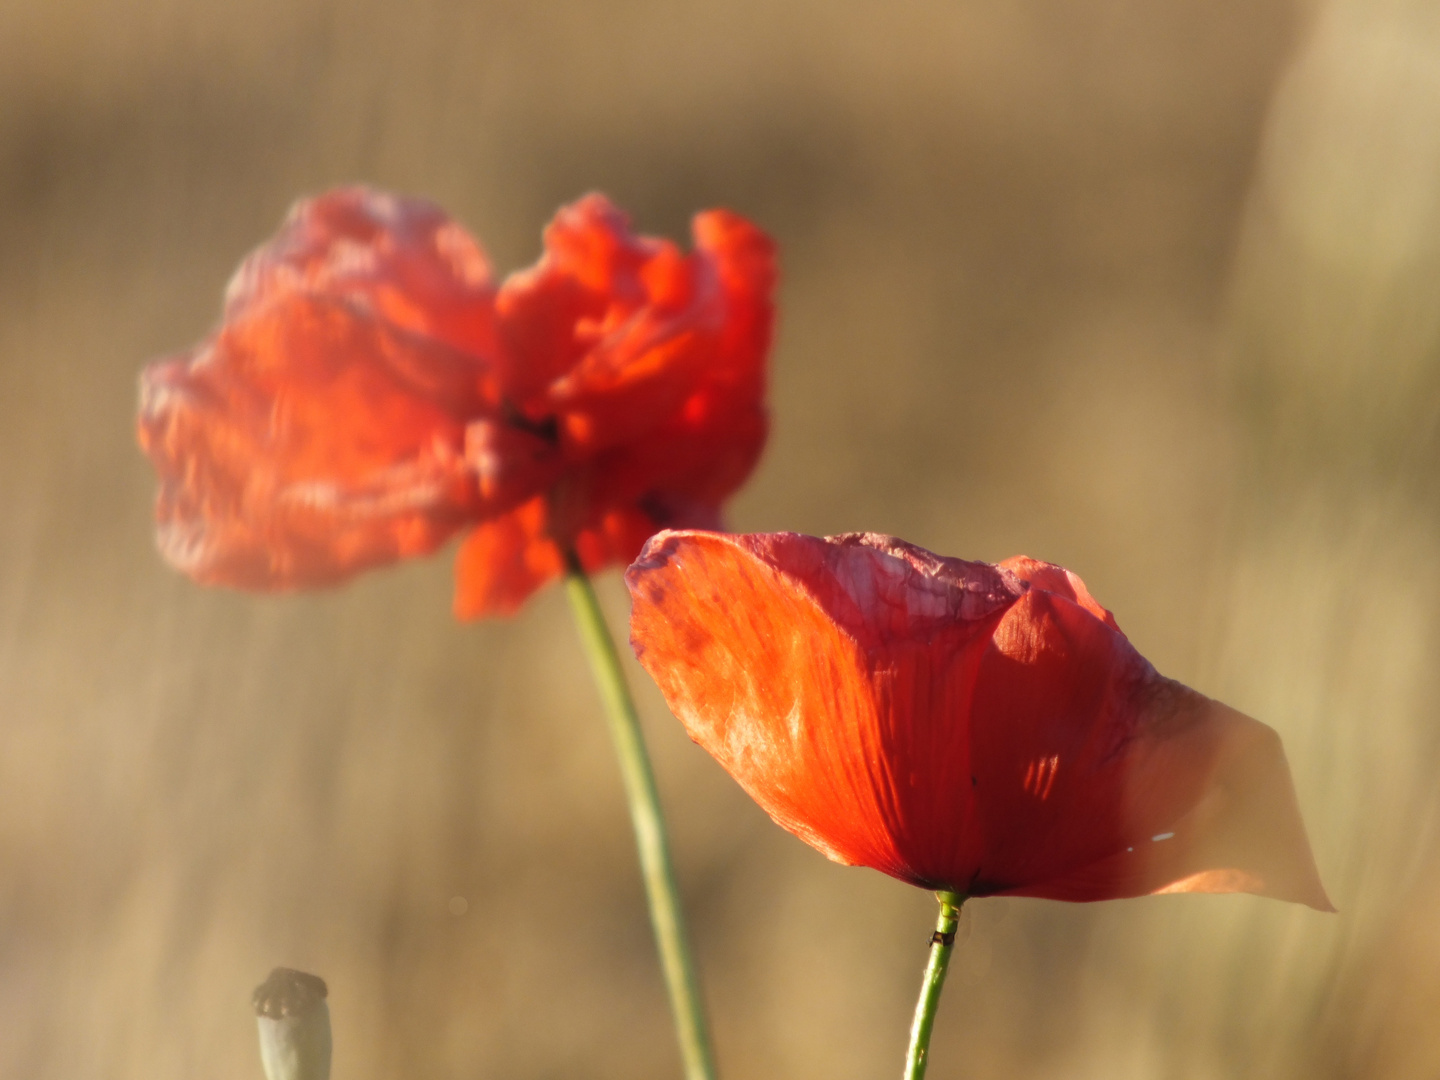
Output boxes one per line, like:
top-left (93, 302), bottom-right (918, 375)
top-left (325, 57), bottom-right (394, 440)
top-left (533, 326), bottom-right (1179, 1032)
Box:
top-left (1183, 0), bottom-right (1440, 1072)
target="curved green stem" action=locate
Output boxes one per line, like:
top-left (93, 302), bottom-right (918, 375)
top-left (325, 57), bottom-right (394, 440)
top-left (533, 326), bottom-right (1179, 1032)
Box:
top-left (564, 557), bottom-right (717, 1080)
top-left (904, 891), bottom-right (965, 1080)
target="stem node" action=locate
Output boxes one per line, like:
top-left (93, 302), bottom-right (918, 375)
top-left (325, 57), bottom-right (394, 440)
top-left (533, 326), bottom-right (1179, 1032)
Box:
top-left (903, 891), bottom-right (965, 1080)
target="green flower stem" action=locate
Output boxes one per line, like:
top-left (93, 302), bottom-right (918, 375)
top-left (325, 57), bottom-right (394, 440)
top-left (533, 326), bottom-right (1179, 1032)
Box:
top-left (564, 556), bottom-right (717, 1080)
top-left (904, 891), bottom-right (966, 1080)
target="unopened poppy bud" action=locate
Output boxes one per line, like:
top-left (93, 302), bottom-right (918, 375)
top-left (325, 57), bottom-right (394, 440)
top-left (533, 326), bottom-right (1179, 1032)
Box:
top-left (252, 968), bottom-right (332, 1080)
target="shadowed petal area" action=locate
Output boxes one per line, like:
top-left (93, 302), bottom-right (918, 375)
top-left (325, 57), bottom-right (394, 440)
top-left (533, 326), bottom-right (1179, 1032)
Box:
top-left (137, 294), bottom-right (483, 589)
top-left (451, 496), bottom-right (566, 618)
top-left (627, 529), bottom-right (1332, 911)
top-left (494, 194), bottom-right (652, 405)
top-left (998, 693), bottom-right (1333, 908)
top-left (451, 497), bottom-right (656, 618)
top-left (568, 210), bottom-right (774, 514)
top-left (969, 590), bottom-right (1332, 908)
top-left (497, 200), bottom-right (775, 500)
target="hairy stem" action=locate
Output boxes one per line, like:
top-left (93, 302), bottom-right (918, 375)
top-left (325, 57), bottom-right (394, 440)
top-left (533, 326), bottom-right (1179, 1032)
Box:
top-left (904, 891), bottom-right (965, 1080)
top-left (564, 559), bottom-right (717, 1080)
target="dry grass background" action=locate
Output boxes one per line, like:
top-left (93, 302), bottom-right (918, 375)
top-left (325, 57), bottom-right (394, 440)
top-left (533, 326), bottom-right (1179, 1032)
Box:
top-left (2, 0), bottom-right (1439, 1076)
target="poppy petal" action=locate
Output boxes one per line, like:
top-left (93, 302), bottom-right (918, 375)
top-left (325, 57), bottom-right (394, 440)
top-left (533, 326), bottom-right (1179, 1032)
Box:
top-left (494, 194), bottom-right (654, 405)
top-left (627, 531), bottom-right (1018, 885)
top-left (998, 554), bottom-right (1121, 631)
top-left (451, 501), bottom-right (658, 620)
top-left (578, 209), bottom-right (775, 515)
top-left (997, 694), bottom-right (1334, 909)
top-left (491, 199), bottom-right (775, 579)
top-left (225, 187), bottom-right (500, 385)
top-left (627, 530), bottom-right (1332, 910)
top-left (498, 197), bottom-right (775, 467)
top-left (627, 530), bottom-right (913, 874)
top-left (138, 294), bottom-right (481, 589)
top-left (572, 506), bottom-right (659, 577)
top-left (451, 495), bottom-right (566, 618)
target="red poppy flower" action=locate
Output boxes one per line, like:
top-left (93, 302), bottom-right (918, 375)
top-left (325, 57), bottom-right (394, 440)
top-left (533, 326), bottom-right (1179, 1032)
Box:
top-left (626, 530), bottom-right (1332, 910)
top-left (137, 187), bottom-right (775, 616)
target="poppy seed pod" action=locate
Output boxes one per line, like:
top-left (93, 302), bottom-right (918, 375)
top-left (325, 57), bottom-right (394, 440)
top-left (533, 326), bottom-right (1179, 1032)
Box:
top-left (626, 530), bottom-right (1332, 909)
top-left (138, 188), bottom-right (775, 616)
top-left (253, 968), bottom-right (332, 1080)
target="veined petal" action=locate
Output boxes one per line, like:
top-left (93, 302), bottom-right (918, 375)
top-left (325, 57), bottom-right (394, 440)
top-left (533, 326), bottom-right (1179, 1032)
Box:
top-left (627, 531), bottom-right (1013, 883)
top-left (627, 530), bottom-right (1333, 911)
top-left (628, 531), bottom-right (907, 872)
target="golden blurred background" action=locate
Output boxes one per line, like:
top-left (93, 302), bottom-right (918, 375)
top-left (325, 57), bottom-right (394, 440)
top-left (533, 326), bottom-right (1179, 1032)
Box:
top-left (2, 0), bottom-right (1438, 1076)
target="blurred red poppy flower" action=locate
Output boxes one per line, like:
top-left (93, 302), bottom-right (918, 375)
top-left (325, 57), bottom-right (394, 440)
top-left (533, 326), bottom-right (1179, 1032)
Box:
top-left (627, 530), bottom-right (1332, 910)
top-left (137, 187), bottom-right (775, 616)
